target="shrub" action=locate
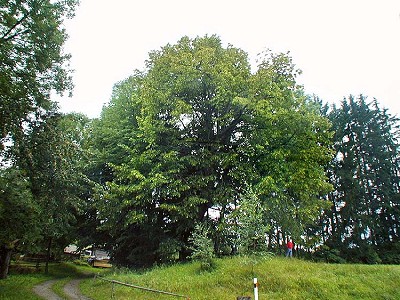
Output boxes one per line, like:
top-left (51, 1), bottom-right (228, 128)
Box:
top-left (188, 223), bottom-right (215, 272)
top-left (313, 245), bottom-right (346, 264)
top-left (378, 242), bottom-right (400, 264)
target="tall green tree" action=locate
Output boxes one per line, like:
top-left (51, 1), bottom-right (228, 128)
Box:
top-left (13, 111), bottom-right (87, 272)
top-left (97, 36), bottom-right (253, 266)
top-left (0, 0), bottom-right (78, 148)
top-left (243, 53), bottom-right (333, 250)
top-left (323, 95), bottom-right (400, 263)
top-left (0, 0), bottom-right (80, 275)
top-left (78, 75), bottom-right (145, 255)
top-left (94, 35), bottom-right (333, 267)
top-left (56, 112), bottom-right (101, 250)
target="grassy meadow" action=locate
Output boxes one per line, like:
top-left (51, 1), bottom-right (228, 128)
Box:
top-left (0, 262), bottom-right (99, 300)
top-left (81, 256), bottom-right (400, 300)
top-left (0, 257), bottom-right (399, 299)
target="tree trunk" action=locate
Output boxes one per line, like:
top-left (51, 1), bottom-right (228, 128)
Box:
top-left (45, 237), bottom-right (52, 274)
top-left (0, 247), bottom-right (12, 279)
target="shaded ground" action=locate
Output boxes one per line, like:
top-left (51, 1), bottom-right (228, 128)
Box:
top-left (33, 278), bottom-right (91, 300)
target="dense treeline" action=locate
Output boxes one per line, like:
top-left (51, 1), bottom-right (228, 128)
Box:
top-left (1, 2), bottom-right (399, 278)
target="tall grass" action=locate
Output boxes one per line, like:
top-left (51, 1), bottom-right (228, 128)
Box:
top-left (80, 256), bottom-right (400, 300)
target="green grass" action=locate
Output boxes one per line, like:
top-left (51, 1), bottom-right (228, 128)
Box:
top-left (80, 256), bottom-right (400, 300)
top-left (0, 261), bottom-right (102, 300)
top-left (0, 272), bottom-right (44, 300)
top-left (1, 257), bottom-right (399, 299)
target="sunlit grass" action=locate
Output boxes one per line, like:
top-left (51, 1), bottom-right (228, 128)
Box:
top-left (1, 258), bottom-right (399, 300)
top-left (80, 256), bottom-right (400, 300)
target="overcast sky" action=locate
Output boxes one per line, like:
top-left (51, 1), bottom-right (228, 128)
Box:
top-left (56, 0), bottom-right (400, 118)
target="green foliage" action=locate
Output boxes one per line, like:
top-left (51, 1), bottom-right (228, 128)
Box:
top-left (0, 111), bottom-right (93, 278)
top-left (323, 95), bottom-right (400, 262)
top-left (313, 245), bottom-right (347, 264)
top-left (156, 238), bottom-right (182, 264)
top-left (0, 0), bottom-right (79, 148)
top-left (91, 35), bottom-right (334, 266)
top-left (18, 113), bottom-right (85, 244)
top-left (0, 0), bottom-right (80, 277)
top-left (0, 167), bottom-right (40, 248)
top-left (0, 167), bottom-right (41, 278)
top-left (378, 242), bottom-right (400, 264)
top-left (188, 223), bottom-right (215, 272)
top-left (227, 186), bottom-right (270, 256)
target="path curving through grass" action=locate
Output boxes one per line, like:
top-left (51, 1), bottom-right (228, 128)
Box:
top-left (63, 278), bottom-right (92, 300)
top-left (33, 277), bottom-right (92, 300)
top-left (32, 279), bottom-right (63, 300)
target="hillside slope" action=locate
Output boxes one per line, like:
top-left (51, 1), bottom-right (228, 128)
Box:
top-left (81, 256), bottom-right (400, 300)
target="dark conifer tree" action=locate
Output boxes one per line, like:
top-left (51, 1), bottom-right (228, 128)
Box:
top-left (323, 95), bottom-right (400, 263)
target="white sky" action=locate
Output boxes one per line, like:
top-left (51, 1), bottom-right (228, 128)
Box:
top-left (56, 0), bottom-right (400, 118)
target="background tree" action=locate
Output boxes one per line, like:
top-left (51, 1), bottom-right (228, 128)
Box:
top-left (83, 75), bottom-right (145, 257)
top-left (0, 0), bottom-right (78, 149)
top-left (13, 111), bottom-right (88, 273)
top-left (56, 112), bottom-right (101, 251)
top-left (322, 95), bottom-right (400, 263)
top-left (0, 167), bottom-right (40, 279)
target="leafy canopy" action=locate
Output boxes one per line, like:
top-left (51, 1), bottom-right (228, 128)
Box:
top-left (0, 0), bottom-right (78, 147)
top-left (92, 35), bottom-right (334, 266)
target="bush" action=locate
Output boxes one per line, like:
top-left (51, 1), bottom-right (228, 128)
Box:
top-left (314, 245), bottom-right (346, 264)
top-left (188, 223), bottom-right (215, 272)
top-left (378, 242), bottom-right (400, 264)
top-left (73, 259), bottom-right (90, 267)
top-left (156, 238), bottom-right (182, 264)
top-left (342, 244), bottom-right (382, 264)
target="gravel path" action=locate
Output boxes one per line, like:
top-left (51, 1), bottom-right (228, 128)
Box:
top-left (33, 278), bottom-right (92, 300)
top-left (32, 279), bottom-right (63, 300)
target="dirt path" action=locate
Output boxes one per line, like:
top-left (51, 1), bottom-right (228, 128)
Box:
top-left (32, 279), bottom-right (63, 300)
top-left (33, 278), bottom-right (92, 300)
top-left (63, 279), bottom-right (91, 300)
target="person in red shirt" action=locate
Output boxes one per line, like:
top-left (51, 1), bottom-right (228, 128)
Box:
top-left (286, 239), bottom-right (294, 257)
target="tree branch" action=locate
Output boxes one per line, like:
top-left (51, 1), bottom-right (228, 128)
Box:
top-left (0, 13), bottom-right (30, 43)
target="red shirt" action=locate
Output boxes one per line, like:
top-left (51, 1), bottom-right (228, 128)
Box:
top-left (287, 241), bottom-right (294, 249)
